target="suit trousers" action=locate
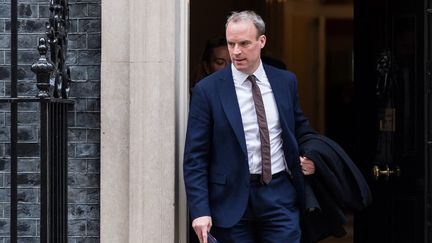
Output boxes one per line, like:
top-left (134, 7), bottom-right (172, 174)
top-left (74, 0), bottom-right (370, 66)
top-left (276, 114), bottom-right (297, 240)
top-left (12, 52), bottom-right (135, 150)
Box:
top-left (211, 172), bottom-right (301, 243)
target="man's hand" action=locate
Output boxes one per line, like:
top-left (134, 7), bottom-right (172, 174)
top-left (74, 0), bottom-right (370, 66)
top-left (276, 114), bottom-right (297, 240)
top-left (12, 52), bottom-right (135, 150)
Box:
top-left (300, 156), bottom-right (315, 176)
top-left (192, 216), bottom-right (212, 243)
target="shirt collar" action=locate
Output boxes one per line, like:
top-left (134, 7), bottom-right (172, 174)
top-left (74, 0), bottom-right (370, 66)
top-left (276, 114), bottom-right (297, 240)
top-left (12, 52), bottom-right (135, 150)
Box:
top-left (232, 61), bottom-right (265, 85)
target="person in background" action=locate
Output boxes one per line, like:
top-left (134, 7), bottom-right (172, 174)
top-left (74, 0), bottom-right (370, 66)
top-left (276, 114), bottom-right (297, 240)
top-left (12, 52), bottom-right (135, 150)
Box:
top-left (192, 37), bottom-right (231, 89)
top-left (189, 36), bottom-right (231, 243)
top-left (184, 10), bottom-right (316, 243)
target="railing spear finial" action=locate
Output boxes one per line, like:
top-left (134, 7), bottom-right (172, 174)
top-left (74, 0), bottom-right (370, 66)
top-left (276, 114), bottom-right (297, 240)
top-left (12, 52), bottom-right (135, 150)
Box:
top-left (31, 37), bottom-right (55, 98)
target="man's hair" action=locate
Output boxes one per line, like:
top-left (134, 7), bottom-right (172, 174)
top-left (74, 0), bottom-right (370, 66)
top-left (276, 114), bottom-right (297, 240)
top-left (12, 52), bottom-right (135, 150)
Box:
top-left (225, 10), bottom-right (266, 37)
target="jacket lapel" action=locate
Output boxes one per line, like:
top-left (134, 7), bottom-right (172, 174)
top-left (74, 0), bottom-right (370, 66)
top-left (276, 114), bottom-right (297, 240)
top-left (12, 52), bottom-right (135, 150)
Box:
top-left (217, 67), bottom-right (248, 156)
top-left (265, 65), bottom-right (290, 126)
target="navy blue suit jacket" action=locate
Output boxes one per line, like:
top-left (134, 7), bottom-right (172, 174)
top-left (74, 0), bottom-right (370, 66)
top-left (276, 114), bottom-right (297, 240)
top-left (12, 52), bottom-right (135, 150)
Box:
top-left (183, 64), bottom-right (315, 228)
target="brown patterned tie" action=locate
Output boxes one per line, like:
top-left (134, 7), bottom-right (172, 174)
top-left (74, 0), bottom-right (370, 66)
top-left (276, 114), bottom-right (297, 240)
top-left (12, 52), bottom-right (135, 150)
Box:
top-left (248, 75), bottom-right (272, 184)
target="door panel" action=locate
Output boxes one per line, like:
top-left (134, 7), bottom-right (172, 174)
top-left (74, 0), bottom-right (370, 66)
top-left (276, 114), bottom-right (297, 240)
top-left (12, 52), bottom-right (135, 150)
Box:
top-left (353, 0), bottom-right (427, 242)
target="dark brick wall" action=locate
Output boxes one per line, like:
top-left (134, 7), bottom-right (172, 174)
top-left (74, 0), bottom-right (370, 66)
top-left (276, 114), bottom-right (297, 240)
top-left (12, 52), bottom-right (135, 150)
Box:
top-left (0, 0), bottom-right (101, 242)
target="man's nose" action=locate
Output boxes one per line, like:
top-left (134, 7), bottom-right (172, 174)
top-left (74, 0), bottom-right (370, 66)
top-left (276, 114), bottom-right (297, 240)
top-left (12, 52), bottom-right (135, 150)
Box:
top-left (233, 45), bottom-right (241, 55)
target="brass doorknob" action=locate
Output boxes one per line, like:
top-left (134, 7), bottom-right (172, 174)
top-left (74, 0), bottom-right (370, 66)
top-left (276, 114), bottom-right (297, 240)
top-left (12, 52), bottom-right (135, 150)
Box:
top-left (372, 165), bottom-right (400, 180)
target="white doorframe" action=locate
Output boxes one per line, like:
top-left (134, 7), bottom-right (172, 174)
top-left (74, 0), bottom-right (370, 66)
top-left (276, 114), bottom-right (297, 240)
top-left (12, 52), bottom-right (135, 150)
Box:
top-left (175, 0), bottom-right (189, 242)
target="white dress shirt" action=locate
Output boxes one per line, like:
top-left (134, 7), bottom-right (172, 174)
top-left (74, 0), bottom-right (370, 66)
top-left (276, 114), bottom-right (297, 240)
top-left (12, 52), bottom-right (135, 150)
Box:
top-left (232, 62), bottom-right (286, 174)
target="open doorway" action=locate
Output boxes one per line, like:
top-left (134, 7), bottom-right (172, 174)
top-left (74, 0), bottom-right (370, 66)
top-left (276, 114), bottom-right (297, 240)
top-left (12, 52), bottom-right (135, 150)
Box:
top-left (190, 0), bottom-right (353, 132)
top-left (188, 1), bottom-right (353, 242)
top-left (187, 0), bottom-right (431, 242)
top-left (321, 17), bottom-right (354, 243)
top-left (325, 18), bottom-right (354, 158)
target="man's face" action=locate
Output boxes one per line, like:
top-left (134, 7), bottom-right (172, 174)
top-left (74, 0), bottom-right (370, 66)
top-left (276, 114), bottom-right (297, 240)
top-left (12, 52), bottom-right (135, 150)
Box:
top-left (226, 20), bottom-right (266, 74)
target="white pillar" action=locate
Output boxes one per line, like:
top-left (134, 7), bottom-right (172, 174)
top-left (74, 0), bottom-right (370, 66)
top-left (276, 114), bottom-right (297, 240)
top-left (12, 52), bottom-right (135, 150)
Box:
top-left (100, 0), bottom-right (131, 241)
top-left (101, 0), bottom-right (188, 241)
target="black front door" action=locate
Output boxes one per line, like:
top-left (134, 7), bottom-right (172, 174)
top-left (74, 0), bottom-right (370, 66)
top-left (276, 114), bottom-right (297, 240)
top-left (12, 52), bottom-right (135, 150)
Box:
top-left (353, 0), bottom-right (431, 242)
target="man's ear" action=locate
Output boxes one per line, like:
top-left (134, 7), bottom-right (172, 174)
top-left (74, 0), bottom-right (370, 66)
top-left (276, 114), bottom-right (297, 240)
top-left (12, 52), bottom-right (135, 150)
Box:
top-left (259, 35), bottom-right (266, 49)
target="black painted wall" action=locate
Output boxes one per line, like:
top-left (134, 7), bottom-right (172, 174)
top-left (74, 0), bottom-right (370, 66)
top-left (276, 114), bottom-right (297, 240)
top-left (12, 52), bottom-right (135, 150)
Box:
top-left (0, 0), bottom-right (101, 242)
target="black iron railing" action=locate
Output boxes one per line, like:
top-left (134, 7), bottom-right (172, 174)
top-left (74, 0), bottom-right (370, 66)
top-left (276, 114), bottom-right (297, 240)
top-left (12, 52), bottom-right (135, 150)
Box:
top-left (5, 0), bottom-right (72, 242)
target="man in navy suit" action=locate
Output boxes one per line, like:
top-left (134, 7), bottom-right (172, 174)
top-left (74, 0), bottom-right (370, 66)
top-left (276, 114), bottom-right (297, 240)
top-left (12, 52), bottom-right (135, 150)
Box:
top-left (184, 10), bottom-right (316, 243)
